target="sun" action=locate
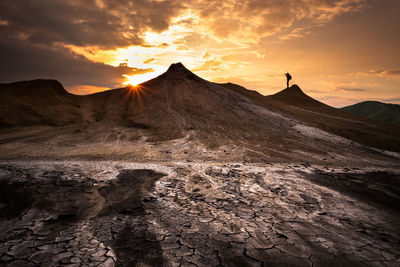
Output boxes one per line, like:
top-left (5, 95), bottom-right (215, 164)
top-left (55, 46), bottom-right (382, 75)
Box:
top-left (124, 83), bottom-right (142, 98)
top-left (122, 70), bottom-right (160, 87)
top-left (122, 75), bottom-right (140, 86)
top-left (127, 84), bottom-right (141, 93)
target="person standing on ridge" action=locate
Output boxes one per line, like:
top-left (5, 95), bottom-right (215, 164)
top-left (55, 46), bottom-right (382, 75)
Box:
top-left (285, 73), bottom-right (292, 88)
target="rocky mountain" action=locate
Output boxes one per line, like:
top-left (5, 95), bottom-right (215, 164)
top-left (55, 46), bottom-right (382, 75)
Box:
top-left (0, 63), bottom-right (399, 164)
top-left (341, 100), bottom-right (400, 125)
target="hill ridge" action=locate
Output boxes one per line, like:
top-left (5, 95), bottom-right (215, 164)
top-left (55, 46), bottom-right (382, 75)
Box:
top-left (1, 64), bottom-right (400, 157)
top-left (341, 100), bottom-right (400, 125)
top-left (0, 79), bottom-right (69, 96)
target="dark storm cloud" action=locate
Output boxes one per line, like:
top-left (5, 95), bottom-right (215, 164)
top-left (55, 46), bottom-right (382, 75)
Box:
top-left (0, 0), bottom-right (184, 49)
top-left (0, 39), bottom-right (152, 88)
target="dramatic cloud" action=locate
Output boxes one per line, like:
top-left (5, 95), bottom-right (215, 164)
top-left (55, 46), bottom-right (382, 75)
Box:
top-left (0, 39), bottom-right (152, 88)
top-left (189, 0), bottom-right (366, 42)
top-left (0, 0), bottom-right (367, 49)
top-left (0, 0), bottom-right (181, 89)
top-left (67, 85), bottom-right (111, 95)
top-left (0, 0), bottom-right (184, 49)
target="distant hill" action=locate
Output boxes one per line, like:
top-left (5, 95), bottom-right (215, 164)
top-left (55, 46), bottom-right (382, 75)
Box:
top-left (341, 101), bottom-right (400, 125)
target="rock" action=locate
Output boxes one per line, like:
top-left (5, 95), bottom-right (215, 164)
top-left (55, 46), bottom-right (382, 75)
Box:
top-left (70, 257), bottom-right (81, 263)
top-left (175, 246), bottom-right (194, 257)
top-left (199, 217), bottom-right (215, 223)
top-left (106, 249), bottom-right (117, 261)
top-left (29, 250), bottom-right (54, 264)
top-left (91, 248), bottom-right (107, 258)
top-left (143, 195), bottom-right (157, 202)
top-left (102, 257), bottom-right (115, 266)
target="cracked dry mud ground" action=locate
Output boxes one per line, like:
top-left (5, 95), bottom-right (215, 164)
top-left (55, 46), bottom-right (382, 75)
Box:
top-left (0, 161), bottom-right (399, 266)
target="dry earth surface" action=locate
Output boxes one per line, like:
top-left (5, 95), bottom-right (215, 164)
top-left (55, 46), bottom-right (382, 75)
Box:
top-left (1, 63), bottom-right (400, 266)
top-left (0, 160), bottom-right (399, 266)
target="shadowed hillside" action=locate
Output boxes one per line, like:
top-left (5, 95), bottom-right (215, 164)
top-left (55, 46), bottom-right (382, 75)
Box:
top-left (0, 79), bottom-right (82, 127)
top-left (341, 101), bottom-right (400, 125)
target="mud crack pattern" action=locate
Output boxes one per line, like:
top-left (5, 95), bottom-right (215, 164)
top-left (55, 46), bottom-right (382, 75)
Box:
top-left (0, 161), bottom-right (399, 266)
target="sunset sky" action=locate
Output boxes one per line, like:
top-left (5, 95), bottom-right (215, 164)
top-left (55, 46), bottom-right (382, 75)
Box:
top-left (0, 0), bottom-right (399, 107)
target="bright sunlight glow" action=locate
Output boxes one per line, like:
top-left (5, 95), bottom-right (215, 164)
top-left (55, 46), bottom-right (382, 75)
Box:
top-left (122, 70), bottom-right (164, 86)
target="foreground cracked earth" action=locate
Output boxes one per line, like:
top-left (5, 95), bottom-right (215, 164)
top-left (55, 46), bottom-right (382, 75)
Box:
top-left (0, 161), bottom-right (399, 266)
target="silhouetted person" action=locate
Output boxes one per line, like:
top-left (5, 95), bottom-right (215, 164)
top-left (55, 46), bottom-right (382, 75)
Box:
top-left (285, 73), bottom-right (292, 88)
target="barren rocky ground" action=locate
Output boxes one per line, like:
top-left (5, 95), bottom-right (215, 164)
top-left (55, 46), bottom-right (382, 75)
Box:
top-left (0, 160), bottom-right (399, 266)
top-left (1, 64), bottom-right (400, 266)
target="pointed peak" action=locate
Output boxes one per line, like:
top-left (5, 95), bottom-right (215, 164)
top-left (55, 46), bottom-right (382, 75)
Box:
top-left (166, 62), bottom-right (190, 73)
top-left (269, 84), bottom-right (328, 108)
top-left (273, 84), bottom-right (307, 98)
top-left (286, 84), bottom-right (303, 92)
top-left (160, 62), bottom-right (204, 82)
top-left (142, 62), bottom-right (207, 86)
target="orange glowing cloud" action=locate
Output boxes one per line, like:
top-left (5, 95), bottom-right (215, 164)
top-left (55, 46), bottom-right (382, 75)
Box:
top-left (68, 85), bottom-right (111, 95)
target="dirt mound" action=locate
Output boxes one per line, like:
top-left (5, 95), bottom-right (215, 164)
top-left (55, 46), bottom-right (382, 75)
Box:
top-left (270, 84), bottom-right (327, 108)
top-left (0, 63), bottom-right (399, 162)
top-left (220, 82), bottom-right (400, 152)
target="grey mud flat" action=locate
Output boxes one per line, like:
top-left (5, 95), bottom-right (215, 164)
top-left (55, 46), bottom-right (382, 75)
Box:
top-left (0, 161), bottom-right (399, 267)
